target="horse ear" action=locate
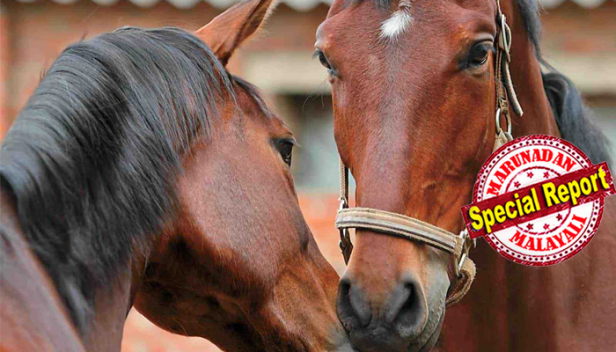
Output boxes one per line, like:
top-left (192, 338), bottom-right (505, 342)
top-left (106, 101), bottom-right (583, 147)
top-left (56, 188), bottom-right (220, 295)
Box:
top-left (195, 0), bottom-right (276, 66)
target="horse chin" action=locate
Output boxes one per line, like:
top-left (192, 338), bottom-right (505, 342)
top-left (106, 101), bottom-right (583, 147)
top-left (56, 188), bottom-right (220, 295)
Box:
top-left (348, 324), bottom-right (440, 352)
top-left (415, 311), bottom-right (445, 352)
top-left (346, 313), bottom-right (443, 352)
top-left (410, 285), bottom-right (447, 352)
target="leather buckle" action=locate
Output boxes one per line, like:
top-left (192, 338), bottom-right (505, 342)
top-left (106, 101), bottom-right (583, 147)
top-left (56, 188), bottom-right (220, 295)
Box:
top-left (338, 199), bottom-right (353, 264)
top-left (339, 228), bottom-right (353, 264)
top-left (457, 229), bottom-right (475, 276)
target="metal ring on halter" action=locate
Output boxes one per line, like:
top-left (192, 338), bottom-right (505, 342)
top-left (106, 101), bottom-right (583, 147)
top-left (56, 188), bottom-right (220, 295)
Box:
top-left (499, 14), bottom-right (511, 60)
top-left (458, 254), bottom-right (468, 275)
top-left (495, 108), bottom-right (512, 136)
top-left (338, 197), bottom-right (352, 257)
top-left (457, 229), bottom-right (475, 274)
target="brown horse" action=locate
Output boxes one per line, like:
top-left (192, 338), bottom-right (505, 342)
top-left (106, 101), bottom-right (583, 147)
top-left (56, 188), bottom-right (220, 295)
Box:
top-left (0, 1), bottom-right (353, 351)
top-left (315, 0), bottom-right (615, 351)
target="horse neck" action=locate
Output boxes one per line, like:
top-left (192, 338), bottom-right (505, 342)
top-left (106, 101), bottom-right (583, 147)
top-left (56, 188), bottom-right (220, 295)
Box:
top-left (80, 265), bottom-right (138, 352)
top-left (505, 0), bottom-right (560, 138)
top-left (474, 0), bottom-right (565, 287)
top-left (0, 186), bottom-right (86, 351)
top-left (0, 182), bottom-right (142, 352)
top-left (59, 234), bottom-right (145, 352)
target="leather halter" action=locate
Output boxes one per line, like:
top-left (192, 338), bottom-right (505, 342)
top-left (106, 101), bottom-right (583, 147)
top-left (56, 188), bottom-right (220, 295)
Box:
top-left (334, 0), bottom-right (523, 307)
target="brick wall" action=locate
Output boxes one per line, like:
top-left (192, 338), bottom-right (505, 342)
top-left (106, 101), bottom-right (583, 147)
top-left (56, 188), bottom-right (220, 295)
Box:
top-left (2, 1), bottom-right (614, 137)
top-left (1, 1), bottom-right (614, 351)
top-left (0, 0), bottom-right (329, 138)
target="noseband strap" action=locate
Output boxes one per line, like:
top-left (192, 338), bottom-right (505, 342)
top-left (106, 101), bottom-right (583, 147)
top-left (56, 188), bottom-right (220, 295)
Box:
top-left (337, 208), bottom-right (460, 255)
top-left (336, 207), bottom-right (477, 306)
top-left (334, 0), bottom-right (522, 307)
top-left (335, 161), bottom-right (477, 306)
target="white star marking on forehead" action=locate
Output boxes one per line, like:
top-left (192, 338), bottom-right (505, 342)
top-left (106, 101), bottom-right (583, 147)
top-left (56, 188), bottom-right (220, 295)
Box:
top-left (379, 1), bottom-right (413, 41)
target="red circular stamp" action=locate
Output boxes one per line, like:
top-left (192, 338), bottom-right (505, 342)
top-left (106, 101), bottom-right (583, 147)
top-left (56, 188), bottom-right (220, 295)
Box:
top-left (462, 135), bottom-right (615, 266)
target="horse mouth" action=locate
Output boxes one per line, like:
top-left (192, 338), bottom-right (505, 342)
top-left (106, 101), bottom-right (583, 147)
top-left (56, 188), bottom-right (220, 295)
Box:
top-left (345, 310), bottom-right (444, 352)
top-left (346, 325), bottom-right (421, 352)
top-left (348, 324), bottom-right (409, 352)
top-left (417, 313), bottom-right (444, 352)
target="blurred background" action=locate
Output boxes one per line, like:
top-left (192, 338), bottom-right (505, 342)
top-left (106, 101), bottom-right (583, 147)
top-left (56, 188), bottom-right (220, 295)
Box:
top-left (0, 0), bottom-right (614, 351)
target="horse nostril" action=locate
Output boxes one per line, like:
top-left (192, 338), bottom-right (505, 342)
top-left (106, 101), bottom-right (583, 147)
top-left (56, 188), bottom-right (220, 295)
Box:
top-left (391, 278), bottom-right (428, 339)
top-left (336, 276), bottom-right (371, 330)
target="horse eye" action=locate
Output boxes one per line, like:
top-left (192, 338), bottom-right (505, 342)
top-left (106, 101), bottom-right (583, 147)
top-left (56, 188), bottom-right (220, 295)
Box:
top-left (314, 50), bottom-right (332, 70)
top-left (277, 140), bottom-right (294, 166)
top-left (467, 42), bottom-right (492, 67)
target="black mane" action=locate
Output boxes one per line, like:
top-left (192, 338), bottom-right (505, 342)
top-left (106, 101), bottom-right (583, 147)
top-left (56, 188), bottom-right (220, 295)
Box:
top-left (0, 27), bottom-right (237, 330)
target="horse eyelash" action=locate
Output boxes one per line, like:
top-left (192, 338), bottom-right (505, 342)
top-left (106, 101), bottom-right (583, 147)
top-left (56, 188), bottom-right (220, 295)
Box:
top-left (460, 43), bottom-right (495, 70)
top-left (313, 50), bottom-right (338, 77)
